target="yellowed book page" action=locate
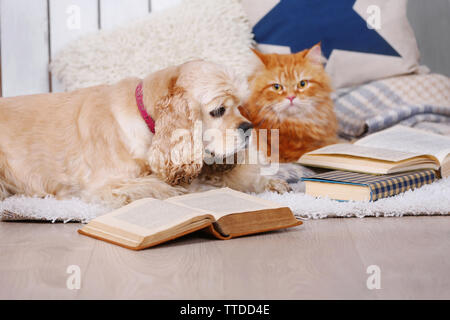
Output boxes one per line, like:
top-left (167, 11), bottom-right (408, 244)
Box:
top-left (167, 188), bottom-right (283, 220)
top-left (303, 143), bottom-right (420, 162)
top-left (91, 198), bottom-right (205, 237)
top-left (355, 125), bottom-right (450, 164)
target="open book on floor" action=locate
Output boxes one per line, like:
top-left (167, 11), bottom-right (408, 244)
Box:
top-left (302, 169), bottom-right (437, 202)
top-left (78, 188), bottom-right (301, 250)
top-left (298, 125), bottom-right (450, 177)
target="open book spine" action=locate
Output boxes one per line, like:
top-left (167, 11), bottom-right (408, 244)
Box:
top-left (368, 170), bottom-right (437, 201)
top-left (204, 223), bottom-right (232, 240)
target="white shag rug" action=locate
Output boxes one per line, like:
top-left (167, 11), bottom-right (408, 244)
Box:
top-left (50, 0), bottom-right (256, 92)
top-left (259, 178), bottom-right (450, 219)
top-left (0, 197), bottom-right (111, 223)
top-left (1, 178), bottom-right (449, 223)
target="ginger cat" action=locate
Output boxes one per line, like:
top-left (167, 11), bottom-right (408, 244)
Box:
top-left (240, 44), bottom-right (338, 163)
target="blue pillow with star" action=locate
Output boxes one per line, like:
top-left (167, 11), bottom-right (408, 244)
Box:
top-left (252, 0), bottom-right (400, 59)
top-left (242, 0), bottom-right (423, 88)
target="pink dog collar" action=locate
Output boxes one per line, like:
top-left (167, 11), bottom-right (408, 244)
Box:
top-left (135, 81), bottom-right (155, 134)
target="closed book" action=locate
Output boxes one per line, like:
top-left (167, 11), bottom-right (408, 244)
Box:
top-left (302, 170), bottom-right (437, 202)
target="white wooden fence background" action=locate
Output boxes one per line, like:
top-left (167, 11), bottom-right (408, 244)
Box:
top-left (0, 0), bottom-right (181, 97)
top-left (0, 0), bottom-right (449, 97)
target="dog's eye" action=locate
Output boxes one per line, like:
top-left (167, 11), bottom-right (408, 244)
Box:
top-left (210, 106), bottom-right (226, 118)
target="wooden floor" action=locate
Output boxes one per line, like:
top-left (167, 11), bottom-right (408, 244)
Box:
top-left (1, 216), bottom-right (449, 299)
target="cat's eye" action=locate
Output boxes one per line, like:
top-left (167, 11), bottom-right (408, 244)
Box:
top-left (272, 83), bottom-right (283, 91)
top-left (210, 106), bottom-right (226, 118)
top-left (298, 80), bottom-right (308, 89)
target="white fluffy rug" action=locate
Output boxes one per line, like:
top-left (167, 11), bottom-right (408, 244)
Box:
top-left (0, 196), bottom-right (111, 223)
top-left (259, 177), bottom-right (450, 219)
top-left (1, 178), bottom-right (449, 223)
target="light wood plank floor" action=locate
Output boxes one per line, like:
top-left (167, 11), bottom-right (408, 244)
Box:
top-left (1, 216), bottom-right (449, 299)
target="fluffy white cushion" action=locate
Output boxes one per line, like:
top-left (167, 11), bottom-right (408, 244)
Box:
top-left (51, 0), bottom-right (255, 91)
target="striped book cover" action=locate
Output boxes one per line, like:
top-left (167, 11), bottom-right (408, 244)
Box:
top-left (302, 170), bottom-right (437, 202)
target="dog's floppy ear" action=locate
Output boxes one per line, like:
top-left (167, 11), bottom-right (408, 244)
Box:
top-left (147, 80), bottom-right (203, 186)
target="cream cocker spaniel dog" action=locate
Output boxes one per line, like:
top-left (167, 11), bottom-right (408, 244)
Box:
top-left (0, 61), bottom-right (289, 207)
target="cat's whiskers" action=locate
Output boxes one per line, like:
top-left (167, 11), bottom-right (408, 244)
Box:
top-left (255, 101), bottom-right (278, 118)
top-left (270, 98), bottom-right (317, 116)
top-left (255, 105), bottom-right (279, 128)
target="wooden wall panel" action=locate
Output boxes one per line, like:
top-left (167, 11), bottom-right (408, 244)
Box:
top-left (49, 0), bottom-right (99, 92)
top-left (0, 0), bottom-right (50, 97)
top-left (150, 0), bottom-right (181, 12)
top-left (99, 0), bottom-right (150, 30)
top-left (407, 0), bottom-right (450, 77)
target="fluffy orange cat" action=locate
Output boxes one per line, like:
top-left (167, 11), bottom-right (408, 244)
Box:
top-left (240, 44), bottom-right (338, 163)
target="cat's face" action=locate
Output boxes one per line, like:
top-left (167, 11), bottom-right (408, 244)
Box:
top-left (244, 45), bottom-right (332, 121)
top-left (241, 44), bottom-right (338, 162)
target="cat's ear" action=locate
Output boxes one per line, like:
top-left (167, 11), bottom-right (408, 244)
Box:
top-left (305, 43), bottom-right (327, 65)
top-left (251, 48), bottom-right (270, 66)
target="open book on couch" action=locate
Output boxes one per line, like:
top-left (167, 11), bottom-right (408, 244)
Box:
top-left (298, 125), bottom-right (450, 177)
top-left (79, 188), bottom-right (301, 250)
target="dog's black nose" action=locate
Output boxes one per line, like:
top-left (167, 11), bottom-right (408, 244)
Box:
top-left (238, 122), bottom-right (253, 133)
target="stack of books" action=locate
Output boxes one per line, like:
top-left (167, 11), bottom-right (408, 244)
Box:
top-left (298, 125), bottom-right (450, 202)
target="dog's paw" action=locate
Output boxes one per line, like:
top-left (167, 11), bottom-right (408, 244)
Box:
top-left (154, 183), bottom-right (187, 199)
top-left (264, 179), bottom-right (292, 194)
top-left (148, 143), bottom-right (203, 186)
top-left (165, 162), bottom-right (202, 186)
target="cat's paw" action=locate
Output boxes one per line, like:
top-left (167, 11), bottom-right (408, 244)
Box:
top-left (265, 179), bottom-right (292, 194)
